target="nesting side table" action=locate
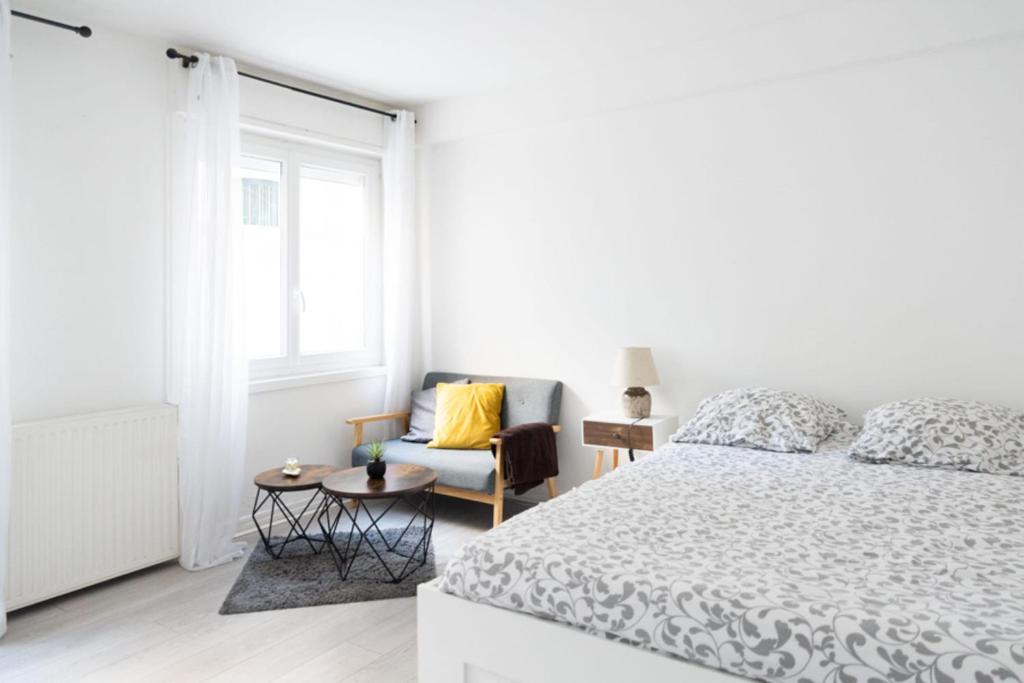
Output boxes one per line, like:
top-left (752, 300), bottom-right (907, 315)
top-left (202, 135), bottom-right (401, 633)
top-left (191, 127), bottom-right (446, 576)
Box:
top-left (319, 464), bottom-right (437, 584)
top-left (251, 464), bottom-right (339, 558)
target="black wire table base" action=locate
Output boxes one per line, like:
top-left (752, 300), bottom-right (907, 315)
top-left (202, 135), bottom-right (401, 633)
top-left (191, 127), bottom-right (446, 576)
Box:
top-left (251, 487), bottom-right (330, 559)
top-left (318, 485), bottom-right (436, 584)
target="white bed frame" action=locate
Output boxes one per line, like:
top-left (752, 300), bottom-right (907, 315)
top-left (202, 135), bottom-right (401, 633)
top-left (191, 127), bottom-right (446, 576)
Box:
top-left (418, 580), bottom-right (741, 683)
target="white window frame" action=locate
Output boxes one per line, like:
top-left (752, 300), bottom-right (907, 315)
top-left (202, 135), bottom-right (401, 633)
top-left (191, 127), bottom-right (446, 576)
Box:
top-left (241, 132), bottom-right (383, 382)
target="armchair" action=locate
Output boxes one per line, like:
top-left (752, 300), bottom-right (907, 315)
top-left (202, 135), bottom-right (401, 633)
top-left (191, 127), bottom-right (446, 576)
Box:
top-left (347, 373), bottom-right (563, 527)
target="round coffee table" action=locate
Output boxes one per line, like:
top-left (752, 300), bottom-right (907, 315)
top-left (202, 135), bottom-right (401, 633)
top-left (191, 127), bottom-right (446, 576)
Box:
top-left (252, 464), bottom-right (339, 558)
top-left (318, 464), bottom-right (437, 583)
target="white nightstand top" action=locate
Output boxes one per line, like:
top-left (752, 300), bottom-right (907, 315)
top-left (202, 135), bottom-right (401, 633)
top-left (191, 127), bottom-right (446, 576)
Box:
top-left (582, 412), bottom-right (677, 427)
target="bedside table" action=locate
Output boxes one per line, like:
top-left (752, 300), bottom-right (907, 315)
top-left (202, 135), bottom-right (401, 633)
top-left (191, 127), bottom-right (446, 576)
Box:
top-left (582, 412), bottom-right (679, 478)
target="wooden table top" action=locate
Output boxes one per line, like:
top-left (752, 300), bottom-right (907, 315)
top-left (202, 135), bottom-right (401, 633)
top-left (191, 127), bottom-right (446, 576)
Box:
top-left (322, 464), bottom-right (437, 499)
top-left (253, 464), bottom-right (340, 492)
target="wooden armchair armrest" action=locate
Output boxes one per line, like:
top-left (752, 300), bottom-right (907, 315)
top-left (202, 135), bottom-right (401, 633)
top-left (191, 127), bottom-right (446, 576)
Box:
top-left (346, 411), bottom-right (411, 426)
top-left (488, 424), bottom-right (561, 446)
top-left (346, 411), bottom-right (411, 447)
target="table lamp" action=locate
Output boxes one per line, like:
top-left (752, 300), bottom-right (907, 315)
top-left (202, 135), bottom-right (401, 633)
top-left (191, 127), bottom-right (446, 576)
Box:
top-left (612, 347), bottom-right (660, 418)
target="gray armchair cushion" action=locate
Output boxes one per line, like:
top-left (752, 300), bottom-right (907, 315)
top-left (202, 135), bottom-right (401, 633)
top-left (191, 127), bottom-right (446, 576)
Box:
top-left (401, 377), bottom-right (469, 443)
top-left (422, 372), bottom-right (562, 427)
top-left (353, 439), bottom-right (496, 492)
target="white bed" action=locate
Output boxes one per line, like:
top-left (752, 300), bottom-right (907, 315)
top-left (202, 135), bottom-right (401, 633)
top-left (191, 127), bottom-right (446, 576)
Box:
top-left (418, 430), bottom-right (1024, 682)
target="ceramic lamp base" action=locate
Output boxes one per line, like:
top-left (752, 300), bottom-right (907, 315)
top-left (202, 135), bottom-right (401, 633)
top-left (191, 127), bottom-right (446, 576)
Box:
top-left (622, 387), bottom-right (651, 418)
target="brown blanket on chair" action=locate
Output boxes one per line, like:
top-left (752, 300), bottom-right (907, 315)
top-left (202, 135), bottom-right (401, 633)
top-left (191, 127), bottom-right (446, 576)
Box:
top-left (490, 422), bottom-right (558, 495)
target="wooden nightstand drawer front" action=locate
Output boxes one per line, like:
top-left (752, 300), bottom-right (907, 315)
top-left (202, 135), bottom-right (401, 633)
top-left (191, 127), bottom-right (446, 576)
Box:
top-left (582, 421), bottom-right (653, 451)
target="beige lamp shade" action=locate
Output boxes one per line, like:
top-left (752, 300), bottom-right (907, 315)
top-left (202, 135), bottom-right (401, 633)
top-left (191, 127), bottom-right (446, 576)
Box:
top-left (611, 347), bottom-right (660, 387)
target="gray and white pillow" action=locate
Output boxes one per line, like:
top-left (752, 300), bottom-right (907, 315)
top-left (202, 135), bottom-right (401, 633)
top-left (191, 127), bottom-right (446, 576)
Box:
top-left (850, 397), bottom-right (1024, 475)
top-left (401, 378), bottom-right (470, 443)
top-left (672, 386), bottom-right (847, 453)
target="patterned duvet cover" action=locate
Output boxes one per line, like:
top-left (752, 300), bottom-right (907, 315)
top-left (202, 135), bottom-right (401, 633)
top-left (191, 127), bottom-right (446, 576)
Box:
top-left (438, 434), bottom-right (1024, 682)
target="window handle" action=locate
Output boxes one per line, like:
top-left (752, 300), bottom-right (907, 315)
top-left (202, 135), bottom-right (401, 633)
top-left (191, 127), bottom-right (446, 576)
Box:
top-left (296, 289), bottom-right (307, 313)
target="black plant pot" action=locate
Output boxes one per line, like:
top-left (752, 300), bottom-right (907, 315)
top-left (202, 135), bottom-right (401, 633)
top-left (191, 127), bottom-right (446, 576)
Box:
top-left (366, 460), bottom-right (386, 480)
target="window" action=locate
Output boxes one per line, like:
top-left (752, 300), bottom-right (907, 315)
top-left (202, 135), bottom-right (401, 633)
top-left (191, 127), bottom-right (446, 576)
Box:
top-left (240, 135), bottom-right (382, 380)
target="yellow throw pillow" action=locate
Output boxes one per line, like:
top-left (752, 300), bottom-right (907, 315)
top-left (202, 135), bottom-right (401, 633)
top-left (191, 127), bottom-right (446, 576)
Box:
top-left (428, 383), bottom-right (505, 450)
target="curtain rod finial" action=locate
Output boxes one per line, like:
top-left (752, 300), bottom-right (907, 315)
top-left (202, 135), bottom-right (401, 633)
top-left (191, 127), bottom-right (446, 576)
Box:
top-left (166, 48), bottom-right (198, 68)
top-left (11, 10), bottom-right (92, 37)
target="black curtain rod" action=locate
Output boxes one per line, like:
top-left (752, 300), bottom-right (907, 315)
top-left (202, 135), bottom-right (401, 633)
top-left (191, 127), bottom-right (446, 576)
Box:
top-left (12, 10), bottom-right (92, 37)
top-left (166, 48), bottom-right (397, 121)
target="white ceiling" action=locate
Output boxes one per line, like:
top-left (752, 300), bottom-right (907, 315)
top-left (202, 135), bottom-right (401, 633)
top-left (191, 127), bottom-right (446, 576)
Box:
top-left (18, 0), bottom-right (847, 105)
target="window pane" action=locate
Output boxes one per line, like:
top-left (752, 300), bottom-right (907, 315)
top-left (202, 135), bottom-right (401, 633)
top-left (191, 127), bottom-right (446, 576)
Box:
top-left (299, 165), bottom-right (366, 355)
top-left (241, 156), bottom-right (284, 360)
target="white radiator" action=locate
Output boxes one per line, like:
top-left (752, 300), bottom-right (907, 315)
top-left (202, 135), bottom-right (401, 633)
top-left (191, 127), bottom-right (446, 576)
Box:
top-left (6, 405), bottom-right (180, 610)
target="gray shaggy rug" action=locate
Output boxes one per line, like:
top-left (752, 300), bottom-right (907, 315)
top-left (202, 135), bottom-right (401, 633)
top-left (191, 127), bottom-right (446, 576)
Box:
top-left (220, 527), bottom-right (435, 614)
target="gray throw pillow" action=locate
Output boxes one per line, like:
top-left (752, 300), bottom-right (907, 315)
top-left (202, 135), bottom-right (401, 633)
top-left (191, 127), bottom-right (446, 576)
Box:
top-left (401, 378), bottom-right (470, 443)
top-left (850, 398), bottom-right (1024, 475)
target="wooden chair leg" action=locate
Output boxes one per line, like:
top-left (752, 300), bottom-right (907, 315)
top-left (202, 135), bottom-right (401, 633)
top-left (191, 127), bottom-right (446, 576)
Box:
top-left (492, 493), bottom-right (504, 527)
top-left (493, 441), bottom-right (506, 527)
top-left (546, 478), bottom-right (558, 499)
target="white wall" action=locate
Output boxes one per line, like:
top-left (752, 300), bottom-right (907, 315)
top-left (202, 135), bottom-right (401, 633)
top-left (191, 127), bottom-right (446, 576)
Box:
top-left (11, 21), bottom-right (166, 421)
top-left (10, 20), bottom-right (391, 529)
top-left (13, 3), bottom-right (1024, 515)
top-left (418, 6), bottom-right (1024, 496)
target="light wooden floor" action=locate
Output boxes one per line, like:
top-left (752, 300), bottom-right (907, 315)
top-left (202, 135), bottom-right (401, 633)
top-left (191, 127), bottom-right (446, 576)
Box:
top-left (1, 497), bottom-right (526, 682)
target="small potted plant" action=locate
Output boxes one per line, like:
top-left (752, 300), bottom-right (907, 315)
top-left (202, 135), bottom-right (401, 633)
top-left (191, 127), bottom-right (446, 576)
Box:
top-left (366, 440), bottom-right (386, 480)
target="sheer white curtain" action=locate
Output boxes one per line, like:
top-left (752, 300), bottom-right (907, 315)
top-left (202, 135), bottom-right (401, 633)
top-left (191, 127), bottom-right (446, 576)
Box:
top-left (0, 0), bottom-right (13, 638)
top-left (382, 111), bottom-right (418, 421)
top-left (168, 54), bottom-right (247, 571)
